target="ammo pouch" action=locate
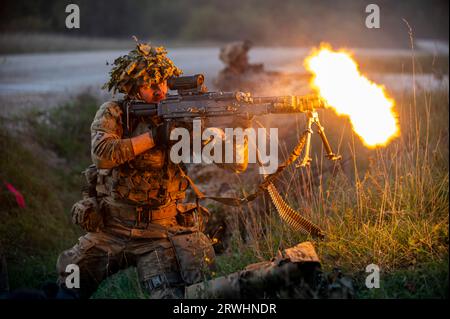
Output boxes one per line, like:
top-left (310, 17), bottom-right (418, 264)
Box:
top-left (175, 203), bottom-right (210, 232)
top-left (170, 231), bottom-right (216, 285)
top-left (71, 197), bottom-right (104, 233)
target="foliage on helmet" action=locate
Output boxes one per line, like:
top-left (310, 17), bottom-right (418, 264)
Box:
top-left (103, 38), bottom-right (183, 96)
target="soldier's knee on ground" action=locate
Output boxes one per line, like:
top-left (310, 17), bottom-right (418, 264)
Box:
top-left (56, 247), bottom-right (83, 298)
top-left (56, 247), bottom-right (79, 286)
top-left (136, 242), bottom-right (179, 281)
top-left (137, 242), bottom-right (184, 298)
top-left (56, 237), bottom-right (114, 299)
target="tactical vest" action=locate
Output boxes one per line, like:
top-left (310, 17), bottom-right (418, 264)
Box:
top-left (96, 108), bottom-right (189, 207)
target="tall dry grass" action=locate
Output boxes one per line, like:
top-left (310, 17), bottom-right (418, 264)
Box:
top-left (216, 82), bottom-right (448, 296)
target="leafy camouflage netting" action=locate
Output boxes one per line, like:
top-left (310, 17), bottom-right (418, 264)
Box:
top-left (103, 37), bottom-right (183, 96)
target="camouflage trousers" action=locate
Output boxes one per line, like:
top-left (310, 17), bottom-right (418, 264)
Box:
top-left (57, 203), bottom-right (215, 299)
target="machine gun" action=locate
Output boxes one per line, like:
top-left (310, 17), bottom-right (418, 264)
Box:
top-left (124, 74), bottom-right (341, 167)
top-left (123, 74), bottom-right (341, 238)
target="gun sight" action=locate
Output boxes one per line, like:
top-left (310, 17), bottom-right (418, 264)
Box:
top-left (168, 74), bottom-right (206, 94)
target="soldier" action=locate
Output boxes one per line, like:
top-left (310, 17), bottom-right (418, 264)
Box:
top-left (56, 40), bottom-right (250, 299)
top-left (214, 40), bottom-right (310, 95)
top-left (214, 40), bottom-right (264, 92)
top-left (219, 40), bottom-right (254, 74)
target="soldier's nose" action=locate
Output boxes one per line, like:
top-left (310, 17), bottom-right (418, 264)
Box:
top-left (154, 91), bottom-right (162, 98)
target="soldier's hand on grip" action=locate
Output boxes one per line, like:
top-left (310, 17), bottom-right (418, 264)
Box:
top-left (151, 121), bottom-right (172, 146)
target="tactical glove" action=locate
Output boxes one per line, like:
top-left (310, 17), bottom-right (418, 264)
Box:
top-left (151, 121), bottom-right (172, 146)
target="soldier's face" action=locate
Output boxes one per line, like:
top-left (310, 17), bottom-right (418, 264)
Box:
top-left (139, 81), bottom-right (168, 103)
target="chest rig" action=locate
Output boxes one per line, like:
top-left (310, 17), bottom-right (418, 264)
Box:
top-left (96, 103), bottom-right (189, 207)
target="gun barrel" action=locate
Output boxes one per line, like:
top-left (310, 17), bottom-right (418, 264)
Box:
top-left (252, 95), bottom-right (326, 113)
top-left (293, 95), bottom-right (327, 111)
top-left (127, 93), bottom-right (326, 119)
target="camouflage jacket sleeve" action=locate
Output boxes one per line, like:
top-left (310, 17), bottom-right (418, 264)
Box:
top-left (90, 101), bottom-right (135, 169)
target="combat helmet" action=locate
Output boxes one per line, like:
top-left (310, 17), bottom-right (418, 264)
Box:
top-left (103, 37), bottom-right (183, 97)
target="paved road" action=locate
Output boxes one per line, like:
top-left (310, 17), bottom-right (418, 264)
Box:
top-left (0, 46), bottom-right (447, 114)
top-left (0, 47), bottom-right (313, 113)
top-left (0, 47), bottom-right (313, 95)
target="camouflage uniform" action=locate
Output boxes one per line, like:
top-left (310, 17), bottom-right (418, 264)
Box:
top-left (56, 101), bottom-right (249, 299)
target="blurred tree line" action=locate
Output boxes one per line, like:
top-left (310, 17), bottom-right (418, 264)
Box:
top-left (0, 0), bottom-right (448, 47)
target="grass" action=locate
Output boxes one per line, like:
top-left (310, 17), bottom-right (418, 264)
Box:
top-left (0, 115), bottom-right (80, 289)
top-left (356, 260), bottom-right (449, 298)
top-left (93, 268), bottom-right (149, 299)
top-left (212, 87), bottom-right (449, 298)
top-left (357, 54), bottom-right (449, 75)
top-left (24, 93), bottom-right (97, 164)
top-left (0, 93), bottom-right (98, 290)
top-left (0, 75), bottom-right (448, 298)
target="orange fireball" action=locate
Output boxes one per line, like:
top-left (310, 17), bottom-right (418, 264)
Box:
top-left (305, 44), bottom-right (399, 148)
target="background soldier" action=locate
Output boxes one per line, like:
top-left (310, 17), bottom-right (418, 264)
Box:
top-left (56, 40), bottom-right (250, 299)
top-left (214, 40), bottom-right (264, 91)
